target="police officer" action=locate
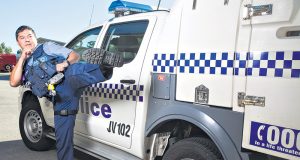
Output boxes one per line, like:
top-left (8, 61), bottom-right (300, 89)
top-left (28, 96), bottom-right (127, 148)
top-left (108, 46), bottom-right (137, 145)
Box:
top-left (10, 25), bottom-right (122, 160)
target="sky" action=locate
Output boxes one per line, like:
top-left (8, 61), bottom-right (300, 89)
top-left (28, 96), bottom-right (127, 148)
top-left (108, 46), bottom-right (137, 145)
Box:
top-left (0, 0), bottom-right (173, 53)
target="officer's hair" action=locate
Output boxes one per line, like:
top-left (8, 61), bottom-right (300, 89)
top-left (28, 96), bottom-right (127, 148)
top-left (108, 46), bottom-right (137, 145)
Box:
top-left (15, 25), bottom-right (36, 40)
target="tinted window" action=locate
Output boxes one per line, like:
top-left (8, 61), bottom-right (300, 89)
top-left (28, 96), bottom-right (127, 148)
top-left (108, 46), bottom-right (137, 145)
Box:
top-left (102, 21), bottom-right (149, 63)
top-left (66, 27), bottom-right (102, 57)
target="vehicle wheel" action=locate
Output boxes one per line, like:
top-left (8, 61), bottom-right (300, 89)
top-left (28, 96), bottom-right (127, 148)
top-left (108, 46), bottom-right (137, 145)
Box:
top-left (5, 64), bottom-right (12, 72)
top-left (163, 137), bottom-right (223, 160)
top-left (19, 94), bottom-right (55, 151)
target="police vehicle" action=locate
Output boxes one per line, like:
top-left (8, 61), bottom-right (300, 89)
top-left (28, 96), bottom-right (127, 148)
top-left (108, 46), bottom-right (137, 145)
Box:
top-left (18, 0), bottom-right (300, 159)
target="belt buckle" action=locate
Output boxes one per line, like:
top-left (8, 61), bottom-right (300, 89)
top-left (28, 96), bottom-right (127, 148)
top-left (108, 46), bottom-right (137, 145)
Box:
top-left (60, 109), bottom-right (68, 116)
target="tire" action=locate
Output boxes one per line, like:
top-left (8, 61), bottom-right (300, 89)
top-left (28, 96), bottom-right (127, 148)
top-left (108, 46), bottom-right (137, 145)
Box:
top-left (163, 137), bottom-right (223, 160)
top-left (4, 64), bottom-right (12, 72)
top-left (19, 94), bottom-right (55, 151)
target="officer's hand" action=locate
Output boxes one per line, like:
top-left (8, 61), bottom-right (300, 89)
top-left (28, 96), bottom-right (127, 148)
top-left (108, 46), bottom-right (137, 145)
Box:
top-left (56, 61), bottom-right (68, 72)
top-left (20, 49), bottom-right (32, 60)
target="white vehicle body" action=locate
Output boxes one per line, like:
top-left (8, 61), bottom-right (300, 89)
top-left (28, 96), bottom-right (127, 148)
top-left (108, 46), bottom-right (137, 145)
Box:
top-left (19, 0), bottom-right (300, 160)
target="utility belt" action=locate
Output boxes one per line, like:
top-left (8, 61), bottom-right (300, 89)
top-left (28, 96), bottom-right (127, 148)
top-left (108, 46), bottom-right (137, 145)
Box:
top-left (54, 109), bottom-right (78, 116)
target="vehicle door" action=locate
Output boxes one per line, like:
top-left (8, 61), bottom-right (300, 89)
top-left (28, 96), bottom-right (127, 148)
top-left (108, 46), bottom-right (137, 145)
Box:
top-left (241, 1), bottom-right (300, 159)
top-left (176, 0), bottom-right (243, 108)
top-left (76, 16), bottom-right (156, 149)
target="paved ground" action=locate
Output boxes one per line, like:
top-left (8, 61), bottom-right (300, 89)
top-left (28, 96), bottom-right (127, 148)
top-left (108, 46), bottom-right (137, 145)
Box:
top-left (0, 72), bottom-right (97, 160)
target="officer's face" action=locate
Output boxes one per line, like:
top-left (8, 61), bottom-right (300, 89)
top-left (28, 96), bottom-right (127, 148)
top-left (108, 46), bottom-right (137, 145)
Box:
top-left (17, 29), bottom-right (38, 52)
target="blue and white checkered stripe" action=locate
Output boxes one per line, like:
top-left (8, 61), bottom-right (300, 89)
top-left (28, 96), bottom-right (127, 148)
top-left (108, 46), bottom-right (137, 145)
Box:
top-left (152, 53), bottom-right (177, 73)
top-left (152, 51), bottom-right (300, 78)
top-left (235, 51), bottom-right (300, 78)
top-left (83, 83), bottom-right (144, 102)
top-left (177, 52), bottom-right (234, 75)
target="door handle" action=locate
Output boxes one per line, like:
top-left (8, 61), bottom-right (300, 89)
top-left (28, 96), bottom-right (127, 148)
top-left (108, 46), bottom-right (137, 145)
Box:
top-left (120, 79), bottom-right (135, 84)
top-left (243, 4), bottom-right (273, 20)
top-left (238, 92), bottom-right (265, 107)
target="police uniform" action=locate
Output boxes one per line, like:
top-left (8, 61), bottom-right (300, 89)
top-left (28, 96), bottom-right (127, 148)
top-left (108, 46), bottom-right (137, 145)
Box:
top-left (24, 42), bottom-right (106, 160)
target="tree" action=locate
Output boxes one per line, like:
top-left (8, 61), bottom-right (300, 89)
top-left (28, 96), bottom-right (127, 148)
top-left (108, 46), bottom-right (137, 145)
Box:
top-left (4, 47), bottom-right (13, 53)
top-left (0, 42), bottom-right (13, 54)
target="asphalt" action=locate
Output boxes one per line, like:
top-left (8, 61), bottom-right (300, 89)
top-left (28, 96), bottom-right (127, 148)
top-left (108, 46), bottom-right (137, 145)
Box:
top-left (0, 72), bottom-right (98, 160)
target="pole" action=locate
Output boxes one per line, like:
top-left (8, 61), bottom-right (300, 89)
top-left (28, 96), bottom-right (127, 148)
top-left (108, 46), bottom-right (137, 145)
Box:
top-left (89, 3), bottom-right (95, 26)
top-left (157, 0), bottom-right (161, 10)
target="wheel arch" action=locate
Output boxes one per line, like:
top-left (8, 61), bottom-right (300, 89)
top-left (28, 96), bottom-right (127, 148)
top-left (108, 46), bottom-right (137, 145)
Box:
top-left (21, 91), bottom-right (36, 107)
top-left (146, 110), bottom-right (242, 160)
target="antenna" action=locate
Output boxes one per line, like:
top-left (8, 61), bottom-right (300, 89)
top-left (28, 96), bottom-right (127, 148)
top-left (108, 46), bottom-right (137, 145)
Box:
top-left (89, 3), bottom-right (95, 26)
top-left (157, 0), bottom-right (161, 10)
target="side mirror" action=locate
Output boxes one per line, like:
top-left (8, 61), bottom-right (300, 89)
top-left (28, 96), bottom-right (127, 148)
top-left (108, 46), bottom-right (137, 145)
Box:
top-left (17, 50), bottom-right (21, 55)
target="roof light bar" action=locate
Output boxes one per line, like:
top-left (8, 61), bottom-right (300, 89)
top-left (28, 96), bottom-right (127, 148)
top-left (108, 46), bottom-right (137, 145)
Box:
top-left (109, 0), bottom-right (153, 17)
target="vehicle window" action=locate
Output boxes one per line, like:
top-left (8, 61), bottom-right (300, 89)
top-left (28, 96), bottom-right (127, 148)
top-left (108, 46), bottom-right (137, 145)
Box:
top-left (66, 27), bottom-right (102, 58)
top-left (102, 20), bottom-right (149, 64)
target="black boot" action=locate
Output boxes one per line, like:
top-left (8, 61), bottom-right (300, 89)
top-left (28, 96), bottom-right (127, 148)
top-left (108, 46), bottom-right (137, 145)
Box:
top-left (82, 48), bottom-right (124, 67)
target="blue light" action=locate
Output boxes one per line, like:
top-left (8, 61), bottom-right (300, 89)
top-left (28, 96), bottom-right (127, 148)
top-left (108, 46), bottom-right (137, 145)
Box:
top-left (109, 0), bottom-right (153, 15)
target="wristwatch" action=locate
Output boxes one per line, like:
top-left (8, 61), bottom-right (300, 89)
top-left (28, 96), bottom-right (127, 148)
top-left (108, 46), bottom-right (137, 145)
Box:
top-left (64, 60), bottom-right (71, 67)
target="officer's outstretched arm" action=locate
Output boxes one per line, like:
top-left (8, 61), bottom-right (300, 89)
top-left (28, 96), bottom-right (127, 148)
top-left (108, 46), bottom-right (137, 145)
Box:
top-left (67, 51), bottom-right (80, 64)
top-left (56, 51), bottom-right (79, 72)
